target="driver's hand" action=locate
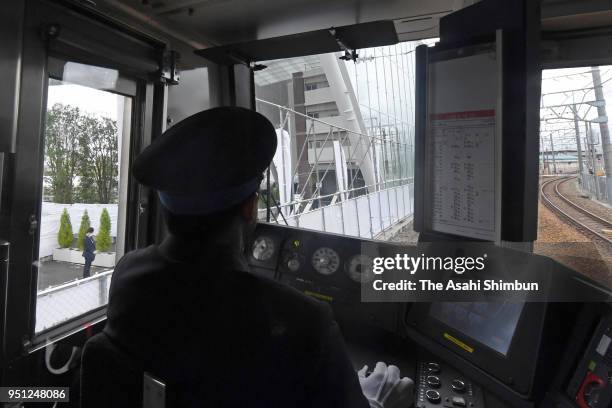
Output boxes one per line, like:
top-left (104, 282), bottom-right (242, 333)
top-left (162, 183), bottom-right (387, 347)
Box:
top-left (358, 362), bottom-right (414, 408)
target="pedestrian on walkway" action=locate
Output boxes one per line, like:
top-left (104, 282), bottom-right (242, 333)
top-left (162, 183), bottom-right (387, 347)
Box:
top-left (83, 227), bottom-right (96, 278)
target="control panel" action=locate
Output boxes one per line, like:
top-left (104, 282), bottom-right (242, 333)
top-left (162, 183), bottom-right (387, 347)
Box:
top-left (248, 223), bottom-right (379, 303)
top-left (416, 361), bottom-right (485, 408)
top-left (567, 315), bottom-right (612, 408)
top-left (247, 223), bottom-right (612, 408)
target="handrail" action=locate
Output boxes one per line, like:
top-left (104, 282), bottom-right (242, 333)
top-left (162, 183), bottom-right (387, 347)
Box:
top-left (258, 177), bottom-right (413, 209)
top-left (37, 269), bottom-right (114, 296)
top-left (259, 178), bottom-right (413, 216)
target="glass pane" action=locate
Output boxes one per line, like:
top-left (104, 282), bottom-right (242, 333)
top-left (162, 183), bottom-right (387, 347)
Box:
top-left (536, 66), bottom-right (612, 288)
top-left (254, 39), bottom-right (436, 244)
top-left (35, 60), bottom-right (133, 333)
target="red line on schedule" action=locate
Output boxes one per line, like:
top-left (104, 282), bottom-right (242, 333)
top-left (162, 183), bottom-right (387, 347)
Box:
top-left (430, 110), bottom-right (495, 120)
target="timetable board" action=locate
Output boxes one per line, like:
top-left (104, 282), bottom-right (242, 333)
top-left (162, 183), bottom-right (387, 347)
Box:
top-left (424, 42), bottom-right (501, 241)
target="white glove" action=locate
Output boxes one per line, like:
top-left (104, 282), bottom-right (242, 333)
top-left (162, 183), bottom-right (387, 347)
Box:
top-left (358, 361), bottom-right (414, 408)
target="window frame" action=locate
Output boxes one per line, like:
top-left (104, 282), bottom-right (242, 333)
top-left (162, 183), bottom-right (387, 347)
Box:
top-left (34, 61), bottom-right (137, 337)
top-left (4, 0), bottom-right (166, 359)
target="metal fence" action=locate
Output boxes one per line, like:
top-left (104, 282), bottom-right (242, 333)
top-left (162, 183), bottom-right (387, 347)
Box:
top-left (580, 173), bottom-right (610, 203)
top-left (259, 180), bottom-right (413, 239)
top-left (256, 97), bottom-right (414, 239)
top-left (35, 270), bottom-right (112, 333)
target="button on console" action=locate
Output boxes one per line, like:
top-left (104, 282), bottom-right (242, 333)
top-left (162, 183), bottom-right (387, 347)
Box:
top-left (426, 375), bottom-right (441, 388)
top-left (451, 379), bottom-right (466, 393)
top-left (425, 389), bottom-right (441, 404)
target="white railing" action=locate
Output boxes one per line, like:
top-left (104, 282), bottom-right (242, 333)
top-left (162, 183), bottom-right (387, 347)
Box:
top-left (36, 270), bottom-right (113, 333)
top-left (260, 179), bottom-right (413, 239)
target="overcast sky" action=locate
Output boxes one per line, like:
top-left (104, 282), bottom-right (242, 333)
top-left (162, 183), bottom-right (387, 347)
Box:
top-left (47, 83), bottom-right (122, 120)
top-left (541, 66), bottom-right (612, 152)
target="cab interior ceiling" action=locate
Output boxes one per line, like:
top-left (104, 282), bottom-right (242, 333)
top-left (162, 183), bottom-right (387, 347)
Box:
top-left (90, 0), bottom-right (612, 69)
top-left (104, 0), bottom-right (459, 46)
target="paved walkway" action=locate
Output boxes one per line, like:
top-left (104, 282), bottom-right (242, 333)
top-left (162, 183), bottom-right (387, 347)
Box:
top-left (37, 260), bottom-right (110, 291)
top-left (389, 221), bottom-right (420, 244)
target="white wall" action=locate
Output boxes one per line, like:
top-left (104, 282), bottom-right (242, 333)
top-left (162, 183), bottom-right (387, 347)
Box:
top-left (38, 202), bottom-right (118, 259)
top-left (304, 86), bottom-right (333, 106)
top-left (281, 182), bottom-right (413, 239)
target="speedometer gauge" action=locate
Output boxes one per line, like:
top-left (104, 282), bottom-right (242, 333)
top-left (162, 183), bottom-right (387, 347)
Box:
top-left (251, 236), bottom-right (275, 261)
top-left (346, 254), bottom-right (375, 283)
top-left (311, 247), bottom-right (340, 275)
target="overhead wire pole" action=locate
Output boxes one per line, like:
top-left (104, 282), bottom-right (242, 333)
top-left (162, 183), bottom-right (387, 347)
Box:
top-left (572, 104), bottom-right (584, 180)
top-left (591, 66), bottom-right (612, 203)
top-left (540, 135), bottom-right (546, 174)
top-left (549, 133), bottom-right (557, 174)
top-left (586, 122), bottom-right (601, 200)
top-left (583, 122), bottom-right (593, 174)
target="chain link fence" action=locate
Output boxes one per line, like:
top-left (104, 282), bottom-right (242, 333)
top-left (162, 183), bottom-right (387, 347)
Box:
top-left (580, 174), bottom-right (610, 203)
top-left (35, 270), bottom-right (113, 333)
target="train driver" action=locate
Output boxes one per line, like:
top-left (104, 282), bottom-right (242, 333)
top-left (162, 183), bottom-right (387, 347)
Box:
top-left (101, 107), bottom-right (413, 407)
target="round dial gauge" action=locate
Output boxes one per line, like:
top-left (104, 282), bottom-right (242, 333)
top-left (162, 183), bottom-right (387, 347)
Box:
top-left (311, 247), bottom-right (340, 275)
top-left (346, 254), bottom-right (375, 283)
top-left (251, 236), bottom-right (275, 261)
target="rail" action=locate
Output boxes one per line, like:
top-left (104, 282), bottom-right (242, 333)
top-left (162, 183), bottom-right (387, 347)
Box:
top-left (540, 177), bottom-right (612, 244)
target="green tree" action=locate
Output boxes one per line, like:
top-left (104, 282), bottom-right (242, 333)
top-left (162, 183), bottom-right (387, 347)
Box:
top-left (44, 103), bottom-right (119, 204)
top-left (57, 208), bottom-right (74, 248)
top-left (76, 210), bottom-right (91, 250)
top-left (75, 166), bottom-right (98, 204)
top-left (96, 208), bottom-right (112, 252)
top-left (44, 104), bottom-right (84, 203)
top-left (79, 115), bottom-right (119, 203)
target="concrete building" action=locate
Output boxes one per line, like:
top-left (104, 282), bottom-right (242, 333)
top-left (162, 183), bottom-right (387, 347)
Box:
top-left (540, 149), bottom-right (605, 175)
top-left (254, 42), bottom-right (422, 210)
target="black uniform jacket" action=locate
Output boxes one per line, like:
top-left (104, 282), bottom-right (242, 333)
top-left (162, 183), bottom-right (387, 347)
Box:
top-left (83, 236), bottom-right (95, 260)
top-left (101, 238), bottom-right (370, 408)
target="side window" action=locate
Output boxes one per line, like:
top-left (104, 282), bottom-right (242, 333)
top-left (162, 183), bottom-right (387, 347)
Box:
top-left (35, 59), bottom-right (134, 333)
top-left (255, 40), bottom-right (435, 243)
top-left (536, 66), bottom-right (612, 286)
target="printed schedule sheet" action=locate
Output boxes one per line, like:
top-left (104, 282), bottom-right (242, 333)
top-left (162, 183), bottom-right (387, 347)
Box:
top-left (425, 47), bottom-right (500, 241)
top-left (429, 110), bottom-right (496, 240)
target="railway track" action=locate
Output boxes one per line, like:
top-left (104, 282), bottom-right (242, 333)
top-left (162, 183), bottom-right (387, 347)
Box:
top-left (540, 176), bottom-right (612, 245)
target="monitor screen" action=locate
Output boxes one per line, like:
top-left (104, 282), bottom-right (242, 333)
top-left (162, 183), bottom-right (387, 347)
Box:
top-left (429, 302), bottom-right (525, 356)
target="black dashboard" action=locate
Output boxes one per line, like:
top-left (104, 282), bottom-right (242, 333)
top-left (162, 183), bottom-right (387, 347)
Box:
top-left (246, 222), bottom-right (612, 408)
top-left (248, 222), bottom-right (381, 304)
